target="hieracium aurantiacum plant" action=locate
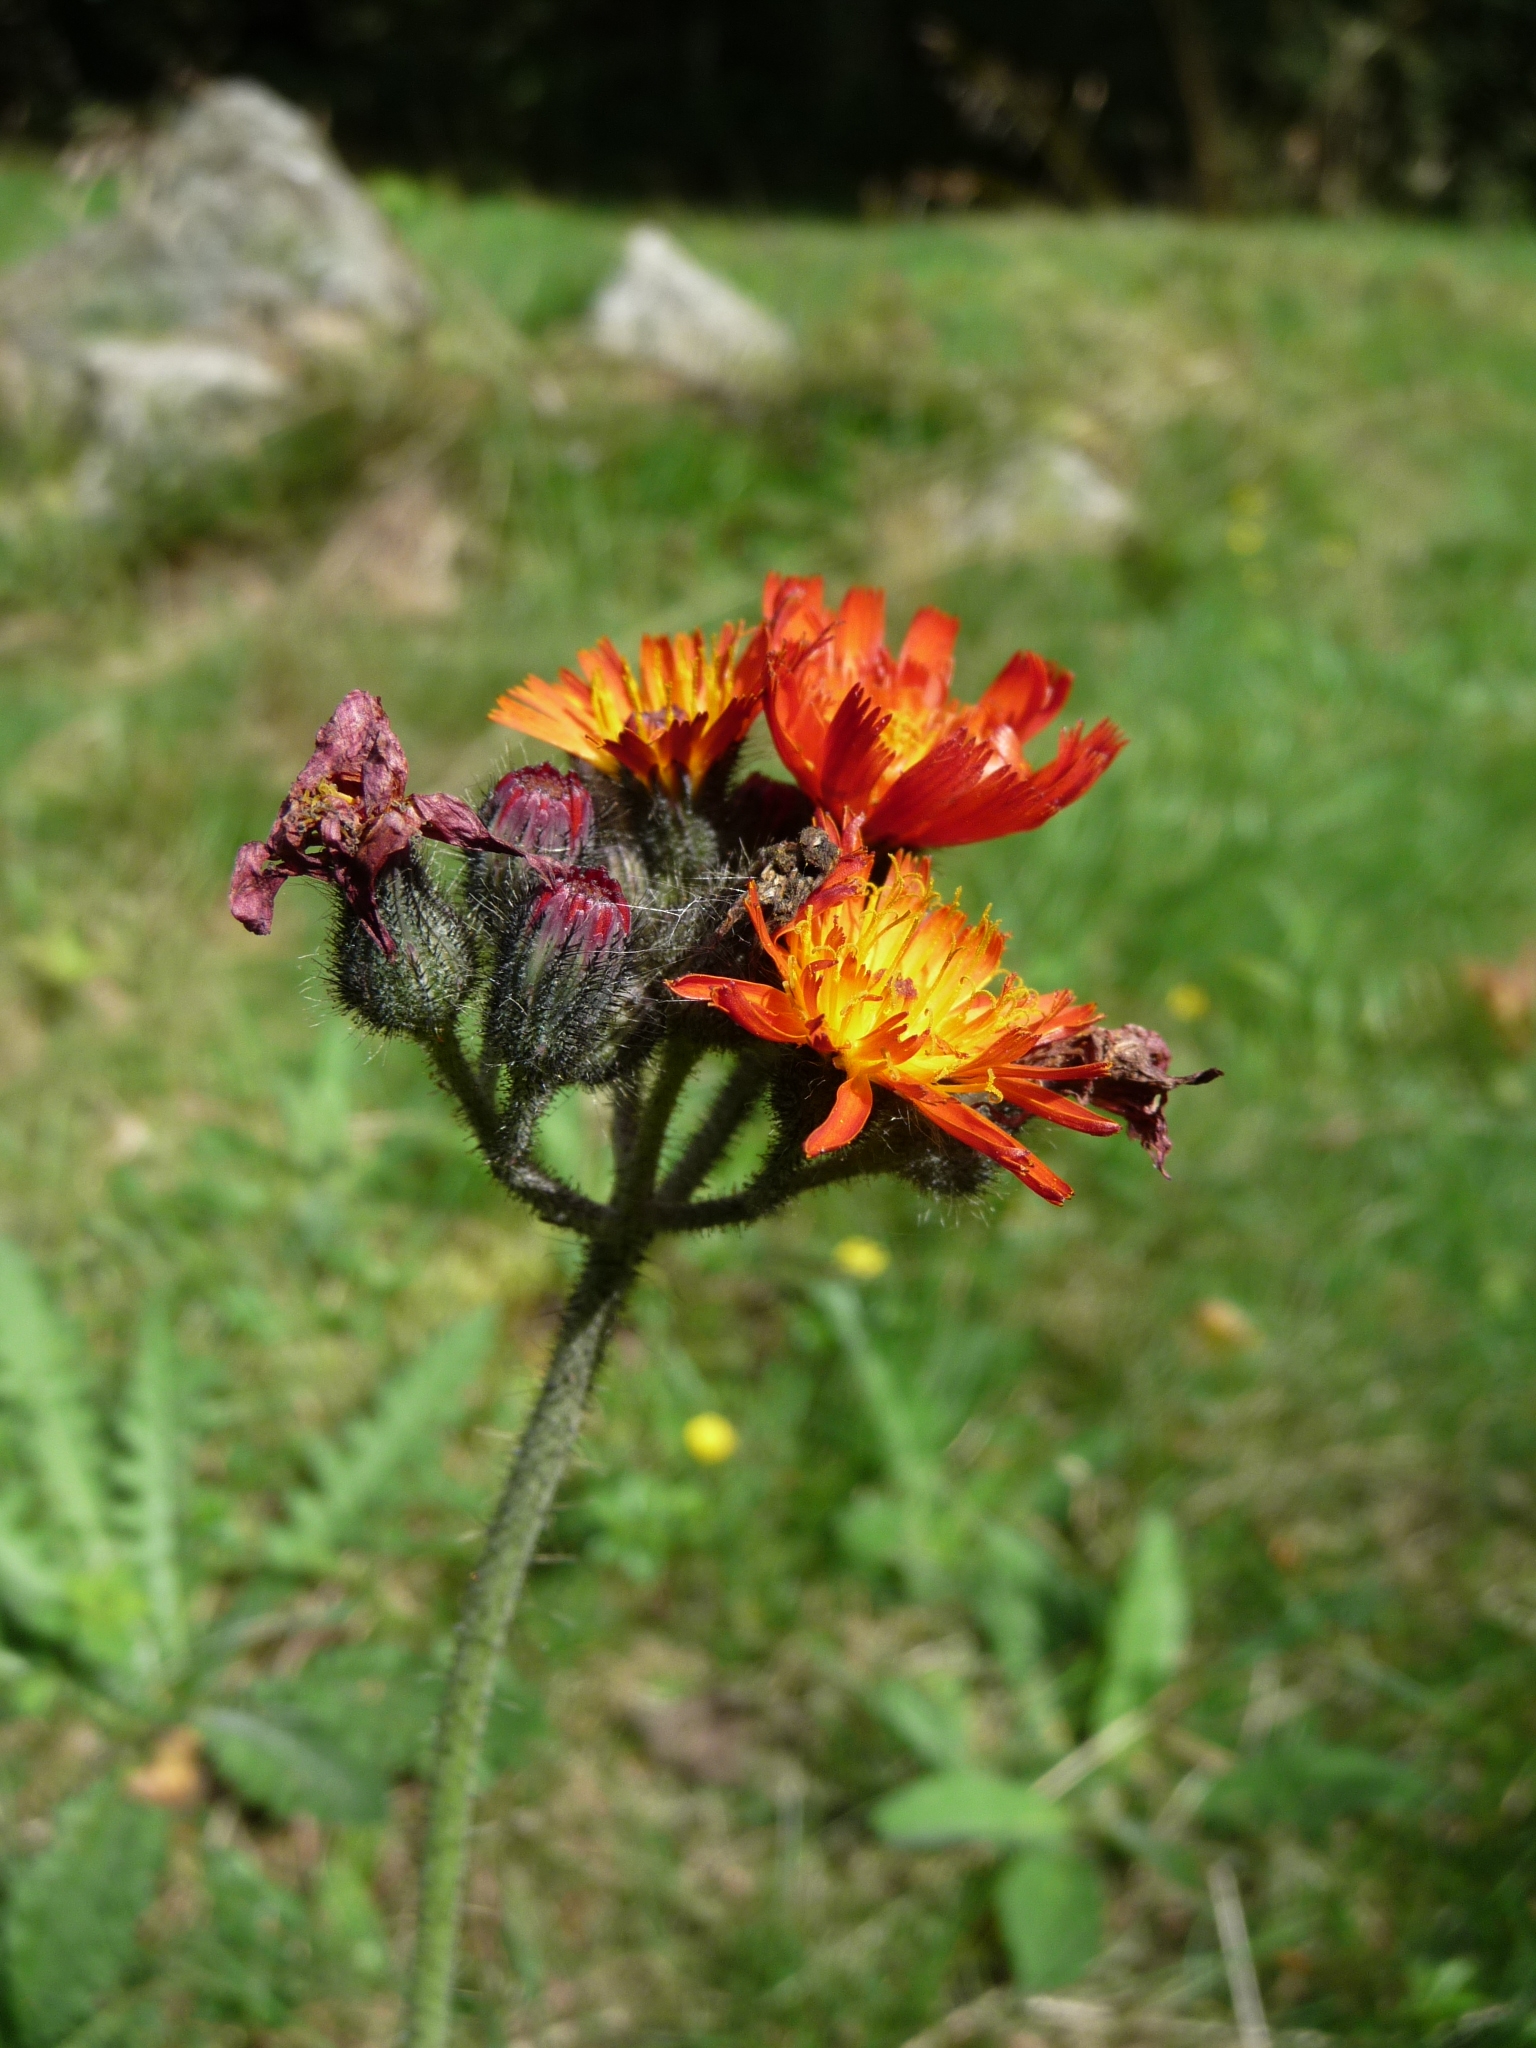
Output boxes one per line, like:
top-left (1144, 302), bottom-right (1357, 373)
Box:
top-left (230, 572), bottom-right (1219, 2048)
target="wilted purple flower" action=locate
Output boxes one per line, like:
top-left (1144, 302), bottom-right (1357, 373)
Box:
top-left (485, 765), bottom-right (595, 861)
top-left (230, 691), bottom-right (517, 955)
top-left (1024, 1023), bottom-right (1221, 1175)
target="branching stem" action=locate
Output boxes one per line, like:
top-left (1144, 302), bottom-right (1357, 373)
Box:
top-left (426, 1033), bottom-right (501, 1158)
top-left (654, 1140), bottom-right (878, 1232)
top-left (657, 1055), bottom-right (768, 1204)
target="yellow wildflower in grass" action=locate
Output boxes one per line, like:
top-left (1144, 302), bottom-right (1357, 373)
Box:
top-left (833, 1236), bottom-right (891, 1280)
top-left (1194, 1298), bottom-right (1261, 1352)
top-left (683, 1412), bottom-right (740, 1464)
top-left (1167, 983), bottom-right (1211, 1021)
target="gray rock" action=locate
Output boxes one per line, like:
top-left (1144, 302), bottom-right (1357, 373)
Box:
top-left (80, 337), bottom-right (289, 450)
top-left (589, 225), bottom-right (795, 389)
top-left (0, 79), bottom-right (429, 474)
top-left (885, 440), bottom-right (1135, 577)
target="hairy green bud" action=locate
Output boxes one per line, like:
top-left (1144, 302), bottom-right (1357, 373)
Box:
top-left (330, 858), bottom-right (479, 1041)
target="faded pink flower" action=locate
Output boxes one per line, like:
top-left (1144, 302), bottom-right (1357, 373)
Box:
top-left (230, 691), bottom-right (516, 954)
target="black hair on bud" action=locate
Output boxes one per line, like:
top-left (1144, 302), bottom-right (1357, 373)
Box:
top-left (896, 1131), bottom-right (994, 1198)
top-left (330, 856), bottom-right (480, 1041)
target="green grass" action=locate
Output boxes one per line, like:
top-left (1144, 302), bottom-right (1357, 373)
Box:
top-left (3, 161), bottom-right (1536, 2043)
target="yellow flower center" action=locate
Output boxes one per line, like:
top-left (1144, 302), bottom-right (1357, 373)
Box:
top-left (777, 855), bottom-right (1055, 1098)
top-left (586, 634), bottom-right (740, 744)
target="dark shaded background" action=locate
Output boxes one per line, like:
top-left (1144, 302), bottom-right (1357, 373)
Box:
top-left (3, 0), bottom-right (1534, 216)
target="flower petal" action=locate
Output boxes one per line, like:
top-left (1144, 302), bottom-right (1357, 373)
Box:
top-left (901, 1085), bottom-right (1076, 1204)
top-left (412, 791), bottom-right (517, 856)
top-left (489, 674), bottom-right (603, 760)
top-left (229, 842), bottom-right (287, 936)
top-left (804, 1073), bottom-right (874, 1156)
top-left (834, 588), bottom-right (886, 667)
top-left (865, 720), bottom-right (1124, 849)
top-left (764, 653), bottom-right (832, 802)
top-left (357, 806), bottom-right (421, 882)
top-left (897, 607), bottom-right (959, 695)
top-left (973, 651), bottom-right (1074, 748)
top-left (667, 975), bottom-right (808, 1046)
top-left (302, 691), bottom-right (409, 812)
top-left (745, 882), bottom-right (792, 972)
top-left (818, 684), bottom-right (897, 817)
top-left (764, 573), bottom-right (825, 641)
top-left (994, 1078), bottom-right (1123, 1136)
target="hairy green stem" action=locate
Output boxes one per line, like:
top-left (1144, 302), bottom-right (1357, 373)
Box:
top-left (657, 1055), bottom-right (767, 1204)
top-left (427, 1033), bottom-right (501, 1157)
top-left (617, 1034), bottom-right (698, 1226)
top-left (400, 1030), bottom-right (858, 2046)
top-left (655, 1134), bottom-right (880, 1233)
top-left (403, 1239), bottom-right (642, 2048)
top-left (404, 1039), bottom-right (701, 2048)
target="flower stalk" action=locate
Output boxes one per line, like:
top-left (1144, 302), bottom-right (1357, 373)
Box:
top-left (405, 1236), bottom-right (641, 2048)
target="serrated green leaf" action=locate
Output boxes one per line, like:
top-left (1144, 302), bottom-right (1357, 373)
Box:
top-left (267, 1309), bottom-right (493, 1569)
top-left (1092, 1509), bottom-right (1189, 1731)
top-left (872, 1769), bottom-right (1071, 1849)
top-left (4, 1779), bottom-right (168, 2047)
top-left (197, 1705), bottom-right (389, 1823)
top-left (0, 1512), bottom-right (67, 1641)
top-left (0, 1240), bottom-right (113, 1573)
top-left (114, 1303), bottom-right (185, 1672)
top-left (242, 1643), bottom-right (443, 1781)
top-left (994, 1845), bottom-right (1104, 1989)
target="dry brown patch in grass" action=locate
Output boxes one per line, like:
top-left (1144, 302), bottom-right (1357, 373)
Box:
top-left (311, 476), bottom-right (466, 619)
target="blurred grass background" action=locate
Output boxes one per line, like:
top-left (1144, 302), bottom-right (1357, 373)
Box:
top-left (3, 162), bottom-right (1536, 2044)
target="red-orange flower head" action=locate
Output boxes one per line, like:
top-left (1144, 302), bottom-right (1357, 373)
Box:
top-left (761, 574), bottom-right (1125, 849)
top-left (669, 820), bottom-right (1121, 1204)
top-left (489, 624), bottom-right (768, 800)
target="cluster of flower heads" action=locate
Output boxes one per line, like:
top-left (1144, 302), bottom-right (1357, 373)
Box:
top-left (232, 574), bottom-right (1214, 1206)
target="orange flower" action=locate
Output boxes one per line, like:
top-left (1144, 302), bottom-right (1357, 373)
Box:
top-left (669, 822), bottom-right (1120, 1203)
top-left (490, 624), bottom-right (767, 800)
top-left (761, 575), bottom-right (1124, 848)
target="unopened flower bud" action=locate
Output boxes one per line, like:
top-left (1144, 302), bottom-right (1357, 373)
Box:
top-left (467, 765), bottom-right (595, 936)
top-left (486, 867), bottom-right (631, 1082)
top-left (331, 858), bottom-right (479, 1041)
top-left (485, 765), bottom-right (594, 859)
